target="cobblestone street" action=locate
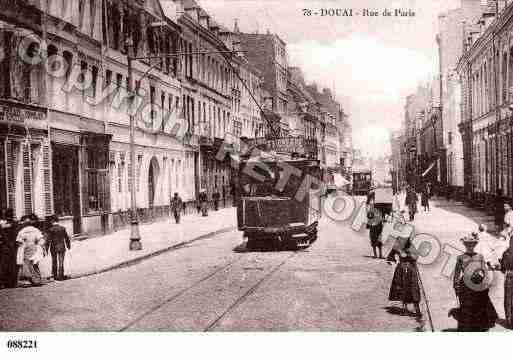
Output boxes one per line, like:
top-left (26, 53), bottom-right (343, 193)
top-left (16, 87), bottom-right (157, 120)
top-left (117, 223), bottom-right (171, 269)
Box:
top-left (1, 195), bottom-right (509, 332)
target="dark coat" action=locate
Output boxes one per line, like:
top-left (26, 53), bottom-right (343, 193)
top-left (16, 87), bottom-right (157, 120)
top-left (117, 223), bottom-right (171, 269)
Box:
top-left (171, 196), bottom-right (183, 212)
top-left (45, 224), bottom-right (71, 253)
top-left (198, 192), bottom-right (208, 202)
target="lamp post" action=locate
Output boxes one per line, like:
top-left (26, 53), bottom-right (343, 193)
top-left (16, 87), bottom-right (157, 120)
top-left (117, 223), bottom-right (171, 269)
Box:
top-left (126, 37), bottom-right (142, 251)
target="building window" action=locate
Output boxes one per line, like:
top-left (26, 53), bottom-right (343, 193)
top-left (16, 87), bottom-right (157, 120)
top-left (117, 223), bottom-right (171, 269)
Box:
top-left (85, 142), bottom-right (108, 213)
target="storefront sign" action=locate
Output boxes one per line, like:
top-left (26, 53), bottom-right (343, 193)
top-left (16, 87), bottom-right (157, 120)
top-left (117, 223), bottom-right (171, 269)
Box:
top-left (246, 137), bottom-right (307, 154)
top-left (0, 104), bottom-right (45, 125)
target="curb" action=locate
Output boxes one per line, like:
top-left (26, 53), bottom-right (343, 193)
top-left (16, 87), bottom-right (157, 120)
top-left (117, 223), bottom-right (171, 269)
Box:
top-left (67, 226), bottom-right (236, 280)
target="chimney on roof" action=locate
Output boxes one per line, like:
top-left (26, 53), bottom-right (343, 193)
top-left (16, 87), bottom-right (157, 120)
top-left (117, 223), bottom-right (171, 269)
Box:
top-left (234, 18), bottom-right (240, 33)
top-left (267, 28), bottom-right (271, 35)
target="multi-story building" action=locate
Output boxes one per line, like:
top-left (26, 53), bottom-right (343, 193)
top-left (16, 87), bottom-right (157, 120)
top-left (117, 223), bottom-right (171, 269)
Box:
top-left (238, 31), bottom-right (289, 136)
top-left (175, 0), bottom-right (235, 205)
top-left (457, 0), bottom-right (513, 201)
top-left (390, 130), bottom-right (404, 192)
top-left (337, 109), bottom-right (352, 178)
top-left (309, 87), bottom-right (341, 172)
top-left (0, 0), bottom-right (184, 236)
top-left (285, 68), bottom-right (320, 159)
top-left (434, 0), bottom-right (485, 196)
top-left (402, 85), bottom-right (430, 187)
top-left (223, 24), bottom-right (265, 140)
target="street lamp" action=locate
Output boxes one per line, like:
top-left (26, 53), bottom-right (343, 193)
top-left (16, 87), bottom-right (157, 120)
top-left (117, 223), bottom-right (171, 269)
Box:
top-left (126, 37), bottom-right (142, 251)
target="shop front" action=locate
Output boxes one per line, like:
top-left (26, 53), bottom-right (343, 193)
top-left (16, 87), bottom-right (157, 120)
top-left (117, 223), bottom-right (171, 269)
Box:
top-left (50, 122), bottom-right (111, 236)
top-left (0, 99), bottom-right (52, 220)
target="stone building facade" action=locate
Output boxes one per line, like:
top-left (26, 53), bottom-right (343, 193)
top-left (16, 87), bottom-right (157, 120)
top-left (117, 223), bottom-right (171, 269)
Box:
top-left (457, 1), bottom-right (513, 202)
top-left (0, 0), bottom-right (186, 236)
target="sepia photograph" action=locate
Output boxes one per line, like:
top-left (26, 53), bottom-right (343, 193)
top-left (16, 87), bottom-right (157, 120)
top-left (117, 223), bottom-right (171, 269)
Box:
top-left (0, 0), bottom-right (512, 353)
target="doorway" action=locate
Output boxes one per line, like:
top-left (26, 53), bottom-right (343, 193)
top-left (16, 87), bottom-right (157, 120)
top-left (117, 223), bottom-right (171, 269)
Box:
top-left (148, 156), bottom-right (159, 207)
top-left (52, 144), bottom-right (81, 235)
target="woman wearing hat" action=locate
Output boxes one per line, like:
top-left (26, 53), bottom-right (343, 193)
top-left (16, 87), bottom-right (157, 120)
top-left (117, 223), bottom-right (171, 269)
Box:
top-left (15, 214), bottom-right (45, 286)
top-left (452, 233), bottom-right (498, 331)
top-left (387, 236), bottom-right (422, 318)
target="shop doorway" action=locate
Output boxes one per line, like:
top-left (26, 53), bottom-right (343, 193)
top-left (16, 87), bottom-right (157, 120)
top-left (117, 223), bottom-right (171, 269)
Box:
top-left (52, 144), bottom-right (81, 235)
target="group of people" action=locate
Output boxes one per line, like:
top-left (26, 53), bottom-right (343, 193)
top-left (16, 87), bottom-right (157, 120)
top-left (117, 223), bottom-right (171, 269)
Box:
top-left (0, 209), bottom-right (71, 289)
top-left (381, 216), bottom-right (512, 330)
top-left (404, 183), bottom-right (432, 222)
top-left (169, 188), bottom-right (224, 223)
top-left (365, 184), bottom-right (513, 331)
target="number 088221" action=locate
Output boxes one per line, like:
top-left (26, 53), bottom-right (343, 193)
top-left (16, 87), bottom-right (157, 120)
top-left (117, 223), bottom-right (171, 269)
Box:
top-left (6, 340), bottom-right (37, 349)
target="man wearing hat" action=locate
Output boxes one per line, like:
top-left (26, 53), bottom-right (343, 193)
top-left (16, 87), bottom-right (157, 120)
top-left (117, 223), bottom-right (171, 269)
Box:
top-left (45, 215), bottom-right (71, 281)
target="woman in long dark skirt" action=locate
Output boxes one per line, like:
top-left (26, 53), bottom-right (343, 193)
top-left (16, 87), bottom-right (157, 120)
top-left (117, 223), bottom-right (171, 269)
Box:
top-left (387, 237), bottom-right (422, 318)
top-left (500, 236), bottom-right (513, 329)
top-left (453, 234), bottom-right (498, 331)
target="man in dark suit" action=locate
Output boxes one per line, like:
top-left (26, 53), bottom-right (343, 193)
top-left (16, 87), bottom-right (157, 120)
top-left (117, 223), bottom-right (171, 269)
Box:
top-left (213, 188), bottom-right (221, 211)
top-left (45, 215), bottom-right (71, 281)
top-left (170, 192), bottom-right (183, 224)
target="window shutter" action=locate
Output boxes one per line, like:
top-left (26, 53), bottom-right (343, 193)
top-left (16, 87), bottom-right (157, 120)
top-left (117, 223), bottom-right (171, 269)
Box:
top-left (42, 142), bottom-right (53, 215)
top-left (22, 142), bottom-right (33, 215)
top-left (6, 141), bottom-right (16, 211)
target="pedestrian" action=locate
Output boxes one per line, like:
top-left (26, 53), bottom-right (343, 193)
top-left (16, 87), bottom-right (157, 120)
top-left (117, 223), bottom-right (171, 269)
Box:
top-left (366, 206), bottom-right (384, 259)
top-left (199, 189), bottom-right (208, 217)
top-left (222, 186), bottom-right (226, 207)
top-left (452, 234), bottom-right (498, 331)
top-left (427, 182), bottom-right (432, 198)
top-left (421, 185), bottom-right (430, 212)
top-left (476, 224), bottom-right (508, 270)
top-left (213, 187), bottom-right (220, 211)
top-left (171, 192), bottom-right (183, 224)
top-left (0, 209), bottom-right (10, 289)
top-left (504, 203), bottom-right (513, 230)
top-left (387, 236), bottom-right (422, 319)
top-left (0, 209), bottom-right (18, 288)
top-left (15, 214), bottom-right (45, 287)
top-left (45, 215), bottom-right (71, 281)
top-left (366, 186), bottom-right (376, 206)
top-left (405, 186), bottom-right (418, 222)
top-left (196, 198), bottom-right (201, 214)
top-left (495, 189), bottom-right (507, 233)
top-left (500, 235), bottom-right (513, 329)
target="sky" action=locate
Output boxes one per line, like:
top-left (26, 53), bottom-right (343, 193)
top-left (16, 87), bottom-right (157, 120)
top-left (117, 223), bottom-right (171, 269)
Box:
top-left (199, 0), bottom-right (462, 158)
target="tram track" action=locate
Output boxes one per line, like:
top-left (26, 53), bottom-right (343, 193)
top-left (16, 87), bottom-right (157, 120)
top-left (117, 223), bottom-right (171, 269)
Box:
top-left (119, 256), bottom-right (244, 331)
top-left (204, 252), bottom-right (297, 331)
top-left (119, 249), bottom-right (299, 331)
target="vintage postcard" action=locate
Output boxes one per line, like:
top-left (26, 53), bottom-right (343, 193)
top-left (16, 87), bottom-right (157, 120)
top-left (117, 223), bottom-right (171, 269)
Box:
top-left (0, 0), bottom-right (512, 355)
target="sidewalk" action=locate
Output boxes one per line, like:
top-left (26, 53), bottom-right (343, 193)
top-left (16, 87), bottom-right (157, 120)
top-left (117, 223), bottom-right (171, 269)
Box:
top-left (37, 208), bottom-right (237, 280)
top-left (405, 197), bottom-right (508, 331)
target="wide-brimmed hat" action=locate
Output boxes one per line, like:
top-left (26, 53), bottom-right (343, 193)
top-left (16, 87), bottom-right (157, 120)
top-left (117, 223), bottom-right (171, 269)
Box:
top-left (461, 233), bottom-right (479, 244)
